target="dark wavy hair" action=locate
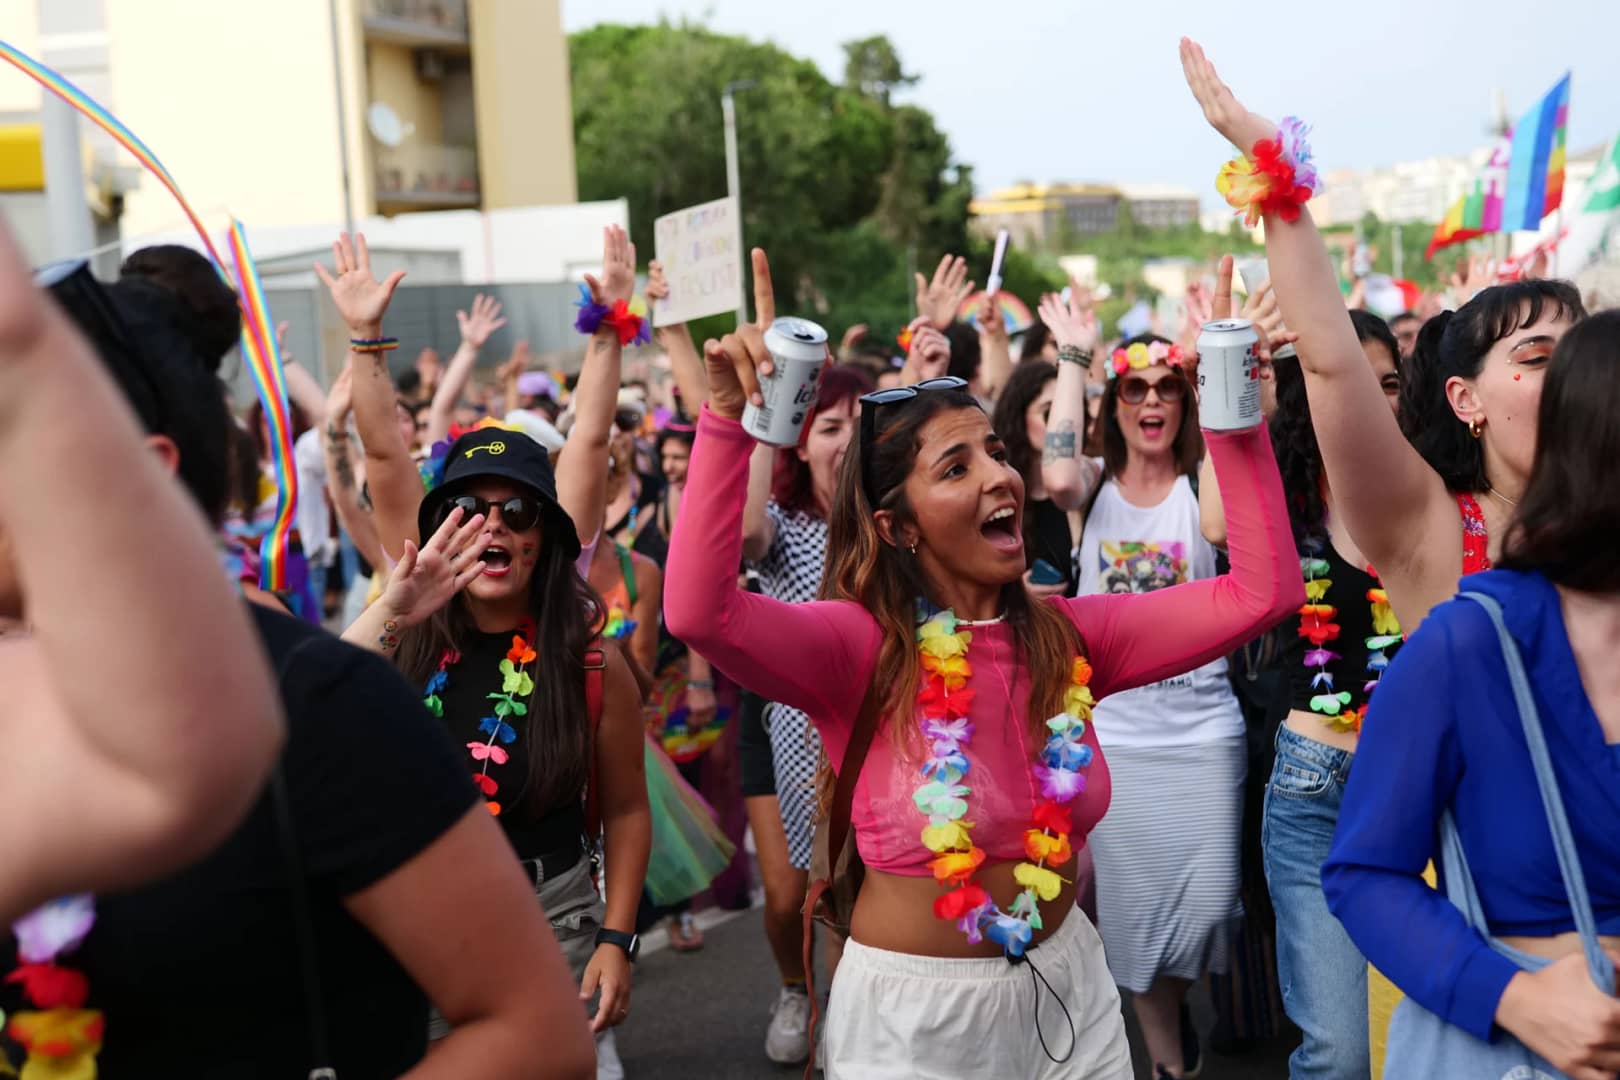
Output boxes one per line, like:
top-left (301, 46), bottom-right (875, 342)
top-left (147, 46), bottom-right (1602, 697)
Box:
top-left (395, 515), bottom-right (605, 818)
top-left (823, 386), bottom-right (1084, 749)
top-left (990, 359), bottom-right (1057, 488)
top-left (1271, 311), bottom-right (1403, 549)
top-left (771, 363), bottom-right (874, 516)
top-left (1099, 333), bottom-right (1202, 479)
top-left (1498, 310), bottom-right (1620, 591)
top-left (1398, 280), bottom-right (1585, 493)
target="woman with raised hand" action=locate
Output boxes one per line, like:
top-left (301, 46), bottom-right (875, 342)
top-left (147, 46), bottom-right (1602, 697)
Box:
top-left (739, 361), bottom-right (874, 1065)
top-left (665, 247), bottom-right (1300, 1078)
top-left (1324, 311), bottom-right (1620, 1080)
top-left (319, 232), bottom-right (651, 1075)
top-left (0, 229), bottom-right (283, 924)
top-left (1179, 38), bottom-right (1584, 635)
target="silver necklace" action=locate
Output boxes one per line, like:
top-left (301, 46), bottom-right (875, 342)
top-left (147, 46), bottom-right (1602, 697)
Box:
top-left (957, 612), bottom-right (1008, 627)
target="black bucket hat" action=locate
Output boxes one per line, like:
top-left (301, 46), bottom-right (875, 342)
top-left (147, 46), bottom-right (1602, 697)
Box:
top-left (417, 425), bottom-right (580, 559)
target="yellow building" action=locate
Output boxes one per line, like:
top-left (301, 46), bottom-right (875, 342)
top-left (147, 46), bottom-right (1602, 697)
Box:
top-left (970, 181), bottom-right (1201, 251)
top-left (0, 0), bottom-right (578, 245)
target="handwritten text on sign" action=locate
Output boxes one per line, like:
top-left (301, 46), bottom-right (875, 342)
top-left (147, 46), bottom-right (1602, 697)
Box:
top-left (653, 196), bottom-right (742, 327)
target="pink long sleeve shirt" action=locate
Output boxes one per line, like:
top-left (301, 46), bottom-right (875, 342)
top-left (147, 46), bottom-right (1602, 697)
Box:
top-left (665, 407), bottom-right (1303, 876)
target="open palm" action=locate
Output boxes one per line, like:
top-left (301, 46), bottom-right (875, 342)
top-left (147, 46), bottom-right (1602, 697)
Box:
top-left (379, 507), bottom-right (491, 626)
top-left (314, 233), bottom-right (406, 336)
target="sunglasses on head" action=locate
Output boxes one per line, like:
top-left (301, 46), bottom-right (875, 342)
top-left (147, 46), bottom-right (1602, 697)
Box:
top-left (856, 376), bottom-right (971, 505)
top-left (437, 494), bottom-right (544, 533)
top-left (1117, 374), bottom-right (1186, 405)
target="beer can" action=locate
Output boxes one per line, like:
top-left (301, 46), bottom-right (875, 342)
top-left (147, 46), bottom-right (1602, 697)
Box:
top-left (1195, 319), bottom-right (1262, 430)
top-left (742, 317), bottom-right (829, 447)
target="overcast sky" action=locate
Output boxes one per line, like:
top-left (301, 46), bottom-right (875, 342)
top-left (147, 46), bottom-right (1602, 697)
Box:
top-left (561, 0), bottom-right (1620, 204)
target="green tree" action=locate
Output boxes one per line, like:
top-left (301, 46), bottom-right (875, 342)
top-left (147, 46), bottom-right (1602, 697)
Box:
top-left (569, 23), bottom-right (974, 342)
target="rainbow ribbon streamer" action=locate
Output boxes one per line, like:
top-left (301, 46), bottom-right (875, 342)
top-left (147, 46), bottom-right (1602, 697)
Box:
top-left (0, 39), bottom-right (297, 591)
top-left (228, 221), bottom-right (299, 593)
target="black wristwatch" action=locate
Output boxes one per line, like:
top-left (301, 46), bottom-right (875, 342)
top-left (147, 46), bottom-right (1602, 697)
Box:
top-left (594, 928), bottom-right (640, 962)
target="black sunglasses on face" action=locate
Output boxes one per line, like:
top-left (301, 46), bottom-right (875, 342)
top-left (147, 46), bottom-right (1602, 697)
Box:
top-left (438, 494), bottom-right (544, 533)
top-left (856, 376), bottom-right (970, 505)
top-left (1117, 374), bottom-right (1186, 405)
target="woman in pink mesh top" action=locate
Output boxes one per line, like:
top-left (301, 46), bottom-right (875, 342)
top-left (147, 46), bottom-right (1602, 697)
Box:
top-left (664, 251), bottom-right (1303, 1079)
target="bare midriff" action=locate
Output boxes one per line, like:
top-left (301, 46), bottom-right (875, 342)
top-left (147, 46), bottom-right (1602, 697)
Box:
top-left (1284, 709), bottom-right (1359, 754)
top-left (1497, 931), bottom-right (1620, 960)
top-left (849, 862), bottom-right (1080, 959)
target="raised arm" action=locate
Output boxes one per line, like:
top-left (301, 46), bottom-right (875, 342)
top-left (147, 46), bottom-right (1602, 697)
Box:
top-left (1038, 282), bottom-right (1103, 509)
top-left (426, 293), bottom-right (506, 446)
top-left (556, 227), bottom-right (635, 548)
top-left (1063, 421), bottom-right (1303, 699)
top-left (976, 291), bottom-right (1013, 400)
top-left (1181, 39), bottom-right (1448, 579)
top-left (664, 249), bottom-right (878, 719)
top-left (1, 232), bottom-right (282, 917)
top-left (315, 232), bottom-right (421, 562)
top-left (320, 367), bottom-right (386, 571)
top-left (741, 441), bottom-right (777, 563)
top-left (647, 259), bottom-right (709, 415)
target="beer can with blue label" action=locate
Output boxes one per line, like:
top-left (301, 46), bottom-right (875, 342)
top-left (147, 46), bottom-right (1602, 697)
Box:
top-left (742, 317), bottom-right (829, 447)
top-left (1195, 318), bottom-right (1262, 430)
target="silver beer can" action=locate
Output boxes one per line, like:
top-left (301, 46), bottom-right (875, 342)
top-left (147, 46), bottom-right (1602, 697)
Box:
top-left (1195, 318), bottom-right (1262, 430)
top-left (742, 317), bottom-right (829, 447)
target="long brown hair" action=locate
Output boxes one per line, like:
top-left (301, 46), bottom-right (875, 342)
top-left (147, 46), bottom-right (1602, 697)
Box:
top-left (1100, 334), bottom-right (1203, 480)
top-left (395, 525), bottom-right (605, 817)
top-left (822, 387), bottom-right (1085, 752)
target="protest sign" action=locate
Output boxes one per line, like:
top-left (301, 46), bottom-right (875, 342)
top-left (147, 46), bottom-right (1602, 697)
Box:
top-left (653, 196), bottom-right (743, 327)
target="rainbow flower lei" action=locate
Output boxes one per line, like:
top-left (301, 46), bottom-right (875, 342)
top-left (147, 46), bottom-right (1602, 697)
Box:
top-left (1299, 551), bottom-right (1402, 733)
top-left (6, 895), bottom-right (103, 1078)
top-left (1217, 116), bottom-right (1319, 228)
top-left (423, 620), bottom-right (537, 816)
top-left (914, 608), bottom-right (1095, 959)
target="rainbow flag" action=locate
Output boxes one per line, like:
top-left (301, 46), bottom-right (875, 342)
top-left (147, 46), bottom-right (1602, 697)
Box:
top-left (1428, 73), bottom-right (1571, 259)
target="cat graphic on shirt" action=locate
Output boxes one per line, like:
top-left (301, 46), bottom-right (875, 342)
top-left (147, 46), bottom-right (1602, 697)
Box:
top-left (1097, 541), bottom-right (1188, 595)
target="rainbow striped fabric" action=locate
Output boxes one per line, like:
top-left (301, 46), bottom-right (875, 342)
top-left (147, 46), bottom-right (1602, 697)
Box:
top-left (0, 40), bottom-right (299, 592)
top-left (1428, 74), bottom-right (1571, 258)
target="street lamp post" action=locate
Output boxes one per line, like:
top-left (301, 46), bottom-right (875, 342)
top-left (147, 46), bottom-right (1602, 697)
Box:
top-left (722, 80), bottom-right (755, 327)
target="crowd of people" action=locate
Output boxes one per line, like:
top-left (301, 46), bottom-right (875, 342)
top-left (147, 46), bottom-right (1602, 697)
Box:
top-left (2, 37), bottom-right (1618, 1080)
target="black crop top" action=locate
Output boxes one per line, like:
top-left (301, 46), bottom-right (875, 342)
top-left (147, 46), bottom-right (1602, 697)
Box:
top-left (434, 627), bottom-right (586, 860)
top-left (1282, 538), bottom-right (1404, 732)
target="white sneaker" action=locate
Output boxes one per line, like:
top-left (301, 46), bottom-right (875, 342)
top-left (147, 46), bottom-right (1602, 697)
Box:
top-left (764, 986), bottom-right (811, 1065)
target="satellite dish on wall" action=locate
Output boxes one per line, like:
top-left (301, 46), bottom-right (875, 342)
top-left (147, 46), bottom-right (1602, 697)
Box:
top-left (367, 102), bottom-right (415, 147)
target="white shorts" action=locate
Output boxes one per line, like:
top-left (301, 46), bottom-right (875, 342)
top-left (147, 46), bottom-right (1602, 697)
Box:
top-left (824, 906), bottom-right (1133, 1079)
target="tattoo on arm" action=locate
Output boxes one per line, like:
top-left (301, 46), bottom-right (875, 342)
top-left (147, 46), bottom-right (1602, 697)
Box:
top-left (1043, 421), bottom-right (1078, 465)
top-left (378, 618), bottom-right (400, 652)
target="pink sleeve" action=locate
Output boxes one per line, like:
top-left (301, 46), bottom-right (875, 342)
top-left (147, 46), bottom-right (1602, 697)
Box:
top-left (1062, 422), bottom-right (1304, 699)
top-left (664, 406), bottom-right (879, 720)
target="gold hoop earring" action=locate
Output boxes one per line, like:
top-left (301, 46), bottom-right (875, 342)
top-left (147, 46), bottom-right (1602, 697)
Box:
top-left (1468, 417), bottom-right (1484, 439)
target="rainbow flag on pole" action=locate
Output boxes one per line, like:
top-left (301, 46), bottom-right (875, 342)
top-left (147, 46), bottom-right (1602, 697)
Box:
top-left (1428, 73), bottom-right (1571, 259)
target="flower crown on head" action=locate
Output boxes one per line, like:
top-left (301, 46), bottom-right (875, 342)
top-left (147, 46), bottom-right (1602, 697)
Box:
top-left (1108, 341), bottom-right (1186, 379)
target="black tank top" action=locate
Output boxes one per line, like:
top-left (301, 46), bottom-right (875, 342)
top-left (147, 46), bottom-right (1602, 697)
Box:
top-left (1281, 538), bottom-right (1404, 731)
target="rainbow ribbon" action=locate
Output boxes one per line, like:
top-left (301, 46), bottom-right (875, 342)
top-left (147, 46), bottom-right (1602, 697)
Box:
top-left (228, 221), bottom-right (299, 593)
top-left (0, 40), bottom-right (298, 591)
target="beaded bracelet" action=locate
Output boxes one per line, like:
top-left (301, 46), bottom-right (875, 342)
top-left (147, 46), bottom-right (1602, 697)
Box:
top-left (1056, 345), bottom-right (1092, 368)
top-left (1217, 116), bottom-right (1318, 227)
top-left (350, 336), bottom-right (399, 354)
top-left (573, 284), bottom-right (651, 347)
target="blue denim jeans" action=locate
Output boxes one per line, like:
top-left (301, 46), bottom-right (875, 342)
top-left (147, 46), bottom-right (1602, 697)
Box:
top-left (1262, 725), bottom-right (1369, 1080)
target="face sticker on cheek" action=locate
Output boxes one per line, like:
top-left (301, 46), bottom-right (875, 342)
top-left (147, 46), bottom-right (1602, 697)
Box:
top-left (520, 541), bottom-right (538, 567)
